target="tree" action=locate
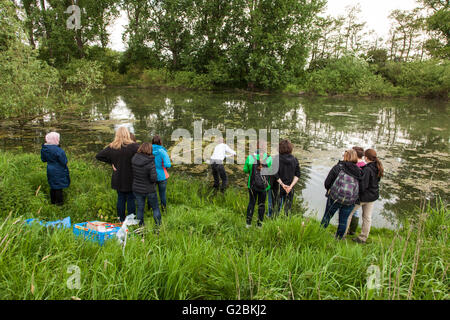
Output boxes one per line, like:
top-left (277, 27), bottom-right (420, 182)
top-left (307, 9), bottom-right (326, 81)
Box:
top-left (388, 9), bottom-right (425, 62)
top-left (0, 1), bottom-right (103, 125)
top-left (419, 0), bottom-right (450, 58)
top-left (14, 0), bottom-right (120, 66)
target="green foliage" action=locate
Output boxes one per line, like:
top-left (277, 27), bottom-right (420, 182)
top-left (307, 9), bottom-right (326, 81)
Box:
top-left (0, 2), bottom-right (103, 125)
top-left (303, 55), bottom-right (449, 98)
top-left (16, 0), bottom-right (121, 66)
top-left (121, 0), bottom-right (326, 90)
top-left (304, 56), bottom-right (395, 97)
top-left (419, 0), bottom-right (450, 59)
top-left (0, 152), bottom-right (116, 222)
top-left (0, 0), bottom-right (60, 124)
top-left (59, 59), bottom-right (105, 91)
top-left (169, 71), bottom-right (213, 90)
top-left (379, 60), bottom-right (450, 98)
top-left (0, 152), bottom-right (448, 300)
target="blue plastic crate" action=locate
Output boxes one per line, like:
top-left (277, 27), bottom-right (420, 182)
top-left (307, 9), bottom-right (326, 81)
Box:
top-left (73, 222), bottom-right (121, 246)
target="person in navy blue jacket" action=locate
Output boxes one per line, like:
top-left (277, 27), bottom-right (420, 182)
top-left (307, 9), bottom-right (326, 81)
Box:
top-left (41, 132), bottom-right (70, 205)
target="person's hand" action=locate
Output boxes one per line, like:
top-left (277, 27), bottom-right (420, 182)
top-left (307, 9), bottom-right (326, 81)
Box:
top-left (112, 164), bottom-right (117, 171)
top-left (286, 185), bottom-right (293, 194)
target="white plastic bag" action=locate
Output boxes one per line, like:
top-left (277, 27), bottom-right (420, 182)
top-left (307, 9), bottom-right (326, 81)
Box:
top-left (116, 214), bottom-right (139, 251)
top-left (124, 214), bottom-right (140, 226)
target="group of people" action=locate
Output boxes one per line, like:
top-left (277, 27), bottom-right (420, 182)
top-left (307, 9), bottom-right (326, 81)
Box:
top-left (320, 147), bottom-right (383, 243)
top-left (94, 127), bottom-right (171, 227)
top-left (208, 139), bottom-right (301, 228)
top-left (40, 127), bottom-right (382, 243)
top-left (40, 127), bottom-right (172, 227)
top-left (206, 140), bottom-right (382, 243)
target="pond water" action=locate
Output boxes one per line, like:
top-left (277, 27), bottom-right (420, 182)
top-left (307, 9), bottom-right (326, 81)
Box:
top-left (1, 88), bottom-right (449, 229)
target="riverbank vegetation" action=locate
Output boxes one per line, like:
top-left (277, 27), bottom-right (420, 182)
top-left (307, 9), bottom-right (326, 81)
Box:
top-left (0, 151), bottom-right (448, 299)
top-left (0, 1), bottom-right (103, 126)
top-left (2, 0), bottom-right (448, 108)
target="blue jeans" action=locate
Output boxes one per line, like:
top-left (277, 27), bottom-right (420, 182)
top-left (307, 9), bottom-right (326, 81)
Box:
top-left (117, 191), bottom-right (136, 222)
top-left (149, 179), bottom-right (167, 211)
top-left (136, 192), bottom-right (161, 226)
top-left (320, 197), bottom-right (355, 239)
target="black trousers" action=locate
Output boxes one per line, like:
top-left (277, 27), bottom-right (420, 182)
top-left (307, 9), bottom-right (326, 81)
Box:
top-left (278, 188), bottom-right (294, 216)
top-left (50, 189), bottom-right (64, 205)
top-left (211, 163), bottom-right (227, 191)
top-left (246, 189), bottom-right (266, 226)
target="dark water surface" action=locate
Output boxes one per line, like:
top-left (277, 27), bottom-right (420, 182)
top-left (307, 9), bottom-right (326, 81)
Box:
top-left (1, 88), bottom-right (449, 229)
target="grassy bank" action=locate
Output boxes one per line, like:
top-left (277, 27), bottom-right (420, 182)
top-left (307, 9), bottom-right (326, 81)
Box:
top-left (0, 152), bottom-right (448, 299)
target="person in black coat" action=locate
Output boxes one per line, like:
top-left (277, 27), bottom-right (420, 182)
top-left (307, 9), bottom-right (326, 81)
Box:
top-left (272, 140), bottom-right (301, 216)
top-left (131, 143), bottom-right (160, 227)
top-left (41, 132), bottom-right (70, 205)
top-left (346, 149), bottom-right (384, 243)
top-left (321, 149), bottom-right (362, 240)
top-left (96, 127), bottom-right (139, 222)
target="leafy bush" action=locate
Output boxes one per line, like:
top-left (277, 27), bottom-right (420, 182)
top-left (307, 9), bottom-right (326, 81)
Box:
top-left (169, 71), bottom-right (212, 90)
top-left (305, 56), bottom-right (396, 97)
top-left (396, 60), bottom-right (449, 98)
top-left (283, 83), bottom-right (302, 94)
top-left (103, 70), bottom-right (128, 86)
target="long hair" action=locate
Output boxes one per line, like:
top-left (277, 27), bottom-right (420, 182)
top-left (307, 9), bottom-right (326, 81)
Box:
top-left (256, 140), bottom-right (267, 170)
top-left (365, 149), bottom-right (384, 178)
top-left (109, 127), bottom-right (134, 150)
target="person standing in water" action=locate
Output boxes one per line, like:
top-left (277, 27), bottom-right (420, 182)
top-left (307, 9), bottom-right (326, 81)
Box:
top-left (210, 137), bottom-right (236, 193)
top-left (41, 132), bottom-right (70, 205)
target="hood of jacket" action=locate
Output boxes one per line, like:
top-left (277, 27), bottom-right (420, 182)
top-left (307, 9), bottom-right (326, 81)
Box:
top-left (338, 160), bottom-right (362, 179)
top-left (365, 161), bottom-right (379, 176)
top-left (152, 144), bottom-right (167, 157)
top-left (41, 143), bottom-right (61, 158)
top-left (132, 153), bottom-right (155, 167)
top-left (279, 153), bottom-right (296, 164)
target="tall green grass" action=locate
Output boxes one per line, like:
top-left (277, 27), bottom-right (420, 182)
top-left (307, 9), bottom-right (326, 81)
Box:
top-left (0, 152), bottom-right (448, 299)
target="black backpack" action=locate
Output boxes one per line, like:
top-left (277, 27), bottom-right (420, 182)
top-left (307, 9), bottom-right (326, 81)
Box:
top-left (250, 155), bottom-right (269, 192)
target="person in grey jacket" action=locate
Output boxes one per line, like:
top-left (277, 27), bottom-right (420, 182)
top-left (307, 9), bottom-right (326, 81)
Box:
top-left (131, 143), bottom-right (160, 227)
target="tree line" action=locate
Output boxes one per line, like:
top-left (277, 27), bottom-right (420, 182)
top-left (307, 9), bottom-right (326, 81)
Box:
top-left (1, 0), bottom-right (448, 125)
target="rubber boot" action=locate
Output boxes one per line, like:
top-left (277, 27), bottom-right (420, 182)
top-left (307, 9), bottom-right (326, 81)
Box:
top-left (348, 216), bottom-right (359, 235)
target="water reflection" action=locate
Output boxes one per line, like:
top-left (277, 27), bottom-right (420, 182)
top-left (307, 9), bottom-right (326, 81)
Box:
top-left (0, 88), bottom-right (448, 229)
top-left (109, 97), bottom-right (136, 133)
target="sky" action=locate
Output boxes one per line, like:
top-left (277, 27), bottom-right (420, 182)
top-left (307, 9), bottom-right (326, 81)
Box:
top-left (108, 0), bottom-right (420, 52)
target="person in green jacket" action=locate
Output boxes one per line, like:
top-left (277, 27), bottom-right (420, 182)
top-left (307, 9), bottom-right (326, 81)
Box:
top-left (243, 142), bottom-right (273, 228)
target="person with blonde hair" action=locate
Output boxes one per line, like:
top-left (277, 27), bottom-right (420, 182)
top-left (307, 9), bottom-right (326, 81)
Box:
top-left (320, 149), bottom-right (362, 239)
top-left (41, 132), bottom-right (70, 205)
top-left (96, 126), bottom-right (139, 222)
